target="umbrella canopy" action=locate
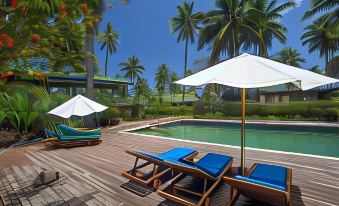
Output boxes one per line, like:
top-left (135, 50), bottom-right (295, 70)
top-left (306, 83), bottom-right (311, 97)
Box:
top-left (48, 95), bottom-right (108, 118)
top-left (175, 53), bottom-right (339, 175)
top-left (176, 53), bottom-right (338, 90)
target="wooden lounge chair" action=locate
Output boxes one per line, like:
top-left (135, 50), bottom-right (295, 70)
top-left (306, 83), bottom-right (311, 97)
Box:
top-left (157, 153), bottom-right (233, 206)
top-left (121, 148), bottom-right (198, 190)
top-left (45, 129), bottom-right (102, 148)
top-left (58, 124), bottom-right (101, 137)
top-left (223, 163), bottom-right (292, 206)
top-left (45, 128), bottom-right (100, 141)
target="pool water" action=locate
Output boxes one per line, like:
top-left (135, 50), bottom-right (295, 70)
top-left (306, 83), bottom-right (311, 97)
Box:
top-left (131, 121), bottom-right (339, 158)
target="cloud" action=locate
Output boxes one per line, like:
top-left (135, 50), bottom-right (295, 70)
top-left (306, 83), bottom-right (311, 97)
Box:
top-left (294, 0), bottom-right (304, 7)
top-left (279, 0), bottom-right (304, 15)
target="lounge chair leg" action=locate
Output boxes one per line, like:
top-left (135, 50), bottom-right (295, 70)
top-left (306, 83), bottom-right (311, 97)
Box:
top-left (227, 188), bottom-right (239, 206)
top-left (204, 197), bottom-right (211, 206)
top-left (153, 179), bottom-right (161, 191)
top-left (132, 158), bottom-right (139, 174)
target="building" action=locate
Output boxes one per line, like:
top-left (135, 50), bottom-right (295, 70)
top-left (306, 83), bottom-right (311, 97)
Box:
top-left (0, 71), bottom-right (132, 97)
top-left (259, 83), bottom-right (339, 105)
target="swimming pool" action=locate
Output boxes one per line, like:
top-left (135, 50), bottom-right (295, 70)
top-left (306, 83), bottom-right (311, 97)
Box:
top-left (129, 120), bottom-right (339, 158)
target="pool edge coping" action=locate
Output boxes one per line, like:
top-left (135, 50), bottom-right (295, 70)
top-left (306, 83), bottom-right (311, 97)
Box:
top-left (120, 118), bottom-right (339, 161)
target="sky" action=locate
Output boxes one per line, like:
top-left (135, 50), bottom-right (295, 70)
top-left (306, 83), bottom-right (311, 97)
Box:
top-left (94, 0), bottom-right (323, 88)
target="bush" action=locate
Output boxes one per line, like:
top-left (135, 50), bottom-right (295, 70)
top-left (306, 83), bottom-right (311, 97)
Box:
top-left (323, 108), bottom-right (338, 122)
top-left (98, 107), bottom-right (121, 125)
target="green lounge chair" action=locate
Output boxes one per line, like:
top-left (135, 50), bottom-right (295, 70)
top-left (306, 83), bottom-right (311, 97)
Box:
top-left (157, 153), bottom-right (233, 206)
top-left (223, 163), bottom-right (292, 206)
top-left (58, 124), bottom-right (101, 137)
top-left (122, 148), bottom-right (198, 190)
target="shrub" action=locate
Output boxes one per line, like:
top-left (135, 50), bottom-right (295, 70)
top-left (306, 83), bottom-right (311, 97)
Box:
top-left (98, 107), bottom-right (121, 125)
top-left (309, 108), bottom-right (324, 118)
top-left (323, 108), bottom-right (338, 122)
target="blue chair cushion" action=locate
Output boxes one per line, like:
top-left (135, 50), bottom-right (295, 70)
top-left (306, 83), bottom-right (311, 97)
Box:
top-left (135, 148), bottom-right (196, 162)
top-left (160, 148), bottom-right (196, 160)
top-left (135, 151), bottom-right (164, 161)
top-left (234, 175), bottom-right (286, 191)
top-left (196, 153), bottom-right (232, 178)
top-left (249, 164), bottom-right (287, 189)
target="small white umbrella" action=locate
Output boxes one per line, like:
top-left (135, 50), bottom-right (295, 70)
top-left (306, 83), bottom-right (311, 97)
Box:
top-left (175, 53), bottom-right (339, 175)
top-left (48, 95), bottom-right (108, 118)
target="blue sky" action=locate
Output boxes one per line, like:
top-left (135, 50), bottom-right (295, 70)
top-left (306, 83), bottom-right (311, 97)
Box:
top-left (94, 0), bottom-right (323, 88)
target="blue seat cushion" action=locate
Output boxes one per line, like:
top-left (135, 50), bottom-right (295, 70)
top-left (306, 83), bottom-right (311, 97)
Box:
top-left (159, 148), bottom-right (196, 160)
top-left (234, 175), bottom-right (286, 191)
top-left (135, 148), bottom-right (196, 162)
top-left (196, 153), bottom-right (232, 178)
top-left (249, 164), bottom-right (287, 189)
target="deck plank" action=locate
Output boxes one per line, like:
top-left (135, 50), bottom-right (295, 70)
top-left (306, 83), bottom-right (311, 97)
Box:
top-left (0, 119), bottom-right (338, 206)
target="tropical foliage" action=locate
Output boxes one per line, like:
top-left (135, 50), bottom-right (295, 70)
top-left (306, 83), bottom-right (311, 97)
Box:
top-left (0, 1), bottom-right (90, 73)
top-left (0, 83), bottom-right (59, 133)
top-left (119, 56), bottom-right (145, 84)
top-left (169, 1), bottom-right (204, 102)
top-left (98, 22), bottom-right (119, 76)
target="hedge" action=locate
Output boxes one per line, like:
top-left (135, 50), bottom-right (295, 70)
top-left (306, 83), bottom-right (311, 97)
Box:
top-left (193, 100), bottom-right (339, 122)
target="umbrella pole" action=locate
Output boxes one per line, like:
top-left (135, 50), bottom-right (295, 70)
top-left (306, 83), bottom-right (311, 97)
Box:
top-left (241, 88), bottom-right (246, 176)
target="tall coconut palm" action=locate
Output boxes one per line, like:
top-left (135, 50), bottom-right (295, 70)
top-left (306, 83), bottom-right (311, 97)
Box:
top-left (84, 0), bottom-right (129, 99)
top-left (119, 56), bottom-right (145, 84)
top-left (98, 22), bottom-right (119, 76)
top-left (169, 1), bottom-right (204, 102)
top-left (273, 47), bottom-right (305, 67)
top-left (244, 0), bottom-right (296, 57)
top-left (155, 64), bottom-right (170, 104)
top-left (301, 16), bottom-right (338, 70)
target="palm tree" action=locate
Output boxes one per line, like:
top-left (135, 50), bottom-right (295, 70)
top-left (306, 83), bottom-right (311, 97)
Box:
top-left (273, 47), bottom-right (305, 67)
top-left (98, 22), bottom-right (119, 76)
top-left (198, 0), bottom-right (295, 60)
top-left (84, 0), bottom-right (129, 99)
top-left (198, 0), bottom-right (251, 62)
top-left (244, 0), bottom-right (296, 57)
top-left (309, 65), bottom-right (323, 74)
top-left (119, 56), bottom-right (145, 84)
top-left (155, 64), bottom-right (170, 104)
top-left (169, 72), bottom-right (181, 102)
top-left (301, 17), bottom-right (338, 70)
top-left (169, 1), bottom-right (204, 102)
top-left (134, 78), bottom-right (151, 105)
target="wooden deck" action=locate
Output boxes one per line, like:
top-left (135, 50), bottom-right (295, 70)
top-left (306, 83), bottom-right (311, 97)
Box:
top-left (0, 118), bottom-right (339, 206)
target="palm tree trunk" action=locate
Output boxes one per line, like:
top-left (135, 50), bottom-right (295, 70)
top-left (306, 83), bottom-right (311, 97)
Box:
top-left (183, 38), bottom-right (188, 103)
top-left (105, 46), bottom-right (109, 76)
top-left (85, 27), bottom-right (94, 99)
top-left (325, 52), bottom-right (329, 75)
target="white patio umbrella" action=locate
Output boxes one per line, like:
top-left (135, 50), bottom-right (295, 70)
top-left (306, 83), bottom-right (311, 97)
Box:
top-left (175, 53), bottom-right (339, 175)
top-left (48, 95), bottom-right (108, 118)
